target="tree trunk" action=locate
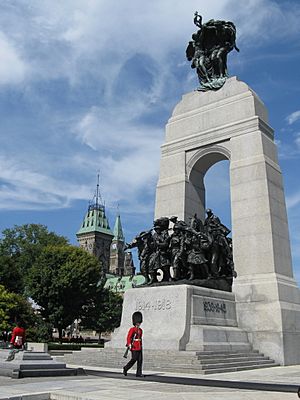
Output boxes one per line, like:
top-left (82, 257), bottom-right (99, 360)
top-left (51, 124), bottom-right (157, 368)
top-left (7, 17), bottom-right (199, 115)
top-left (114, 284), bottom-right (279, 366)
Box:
top-left (98, 331), bottom-right (102, 344)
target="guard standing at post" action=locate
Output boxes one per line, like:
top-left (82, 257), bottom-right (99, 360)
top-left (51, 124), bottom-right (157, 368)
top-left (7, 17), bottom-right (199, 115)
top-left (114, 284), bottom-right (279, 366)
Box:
top-left (123, 311), bottom-right (143, 377)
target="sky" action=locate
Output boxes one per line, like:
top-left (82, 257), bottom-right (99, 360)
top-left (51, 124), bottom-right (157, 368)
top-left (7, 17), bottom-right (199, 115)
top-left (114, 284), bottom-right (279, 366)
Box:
top-left (0, 0), bottom-right (299, 284)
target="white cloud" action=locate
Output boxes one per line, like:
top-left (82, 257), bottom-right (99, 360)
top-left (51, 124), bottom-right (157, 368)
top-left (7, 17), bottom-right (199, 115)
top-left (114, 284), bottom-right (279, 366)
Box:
top-left (0, 31), bottom-right (27, 85)
top-left (0, 0), bottom-right (229, 87)
top-left (286, 110), bottom-right (300, 125)
top-left (73, 102), bottom-right (163, 209)
top-left (74, 104), bottom-right (162, 152)
top-left (0, 156), bottom-right (91, 210)
top-left (229, 0), bottom-right (300, 46)
top-left (1, 0), bottom-right (299, 87)
top-left (286, 191), bottom-right (300, 209)
top-left (276, 133), bottom-right (300, 160)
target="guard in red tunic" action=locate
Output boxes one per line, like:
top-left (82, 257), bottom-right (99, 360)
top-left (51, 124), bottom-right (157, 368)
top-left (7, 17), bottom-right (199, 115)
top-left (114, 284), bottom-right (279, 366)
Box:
top-left (123, 311), bottom-right (143, 377)
top-left (10, 322), bottom-right (26, 349)
top-left (6, 320), bottom-right (26, 361)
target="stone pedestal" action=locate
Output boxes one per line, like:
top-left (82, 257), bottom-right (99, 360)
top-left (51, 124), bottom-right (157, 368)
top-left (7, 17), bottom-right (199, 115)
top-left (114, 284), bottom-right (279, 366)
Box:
top-left (154, 77), bottom-right (300, 365)
top-left (107, 285), bottom-right (251, 352)
top-left (26, 342), bottom-right (48, 352)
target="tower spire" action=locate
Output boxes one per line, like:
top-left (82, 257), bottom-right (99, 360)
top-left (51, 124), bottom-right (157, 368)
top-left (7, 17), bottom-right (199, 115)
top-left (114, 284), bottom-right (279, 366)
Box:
top-left (89, 172), bottom-right (104, 211)
top-left (113, 212), bottom-right (124, 242)
top-left (96, 172), bottom-right (100, 208)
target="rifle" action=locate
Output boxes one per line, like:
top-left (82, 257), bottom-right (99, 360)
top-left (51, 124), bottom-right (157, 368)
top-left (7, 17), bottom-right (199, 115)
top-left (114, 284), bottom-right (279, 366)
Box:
top-left (123, 346), bottom-right (130, 359)
top-left (123, 331), bottom-right (137, 358)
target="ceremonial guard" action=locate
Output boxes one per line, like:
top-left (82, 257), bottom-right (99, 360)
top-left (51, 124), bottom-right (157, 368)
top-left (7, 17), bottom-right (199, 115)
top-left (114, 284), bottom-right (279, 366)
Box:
top-left (10, 321), bottom-right (26, 349)
top-left (123, 311), bottom-right (143, 377)
top-left (6, 320), bottom-right (26, 361)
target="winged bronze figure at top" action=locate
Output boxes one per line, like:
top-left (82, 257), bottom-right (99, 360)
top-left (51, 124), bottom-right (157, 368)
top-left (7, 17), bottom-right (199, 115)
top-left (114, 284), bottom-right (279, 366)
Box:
top-left (186, 12), bottom-right (239, 91)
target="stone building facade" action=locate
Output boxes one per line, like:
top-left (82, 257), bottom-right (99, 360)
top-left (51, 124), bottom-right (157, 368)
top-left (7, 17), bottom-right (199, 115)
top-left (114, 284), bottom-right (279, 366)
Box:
top-left (76, 185), bottom-right (134, 277)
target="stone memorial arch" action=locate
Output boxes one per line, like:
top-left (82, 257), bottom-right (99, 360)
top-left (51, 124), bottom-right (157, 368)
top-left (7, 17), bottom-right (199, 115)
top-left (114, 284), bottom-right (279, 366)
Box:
top-left (155, 77), bottom-right (300, 365)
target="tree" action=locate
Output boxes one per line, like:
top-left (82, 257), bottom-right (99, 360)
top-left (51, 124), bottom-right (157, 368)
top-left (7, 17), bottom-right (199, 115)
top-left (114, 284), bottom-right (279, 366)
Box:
top-left (0, 224), bottom-right (68, 294)
top-left (27, 245), bottom-right (102, 340)
top-left (0, 284), bottom-right (17, 331)
top-left (81, 285), bottom-right (123, 342)
top-left (0, 255), bottom-right (23, 294)
top-left (0, 284), bottom-right (36, 331)
top-left (26, 315), bottom-right (53, 343)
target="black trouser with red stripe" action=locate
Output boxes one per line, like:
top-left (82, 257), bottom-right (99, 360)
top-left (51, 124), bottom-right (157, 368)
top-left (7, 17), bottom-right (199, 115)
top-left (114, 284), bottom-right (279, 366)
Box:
top-left (124, 350), bottom-right (143, 376)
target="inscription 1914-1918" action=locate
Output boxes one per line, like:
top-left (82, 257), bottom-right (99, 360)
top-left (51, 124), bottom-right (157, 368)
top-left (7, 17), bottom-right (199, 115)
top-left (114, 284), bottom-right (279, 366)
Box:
top-left (136, 298), bottom-right (172, 312)
top-left (203, 301), bottom-right (227, 314)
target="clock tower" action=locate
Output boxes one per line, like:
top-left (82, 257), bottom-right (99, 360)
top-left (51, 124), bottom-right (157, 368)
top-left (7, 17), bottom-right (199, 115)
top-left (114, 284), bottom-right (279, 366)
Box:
top-left (76, 176), bottom-right (114, 274)
top-left (109, 213), bottom-right (125, 275)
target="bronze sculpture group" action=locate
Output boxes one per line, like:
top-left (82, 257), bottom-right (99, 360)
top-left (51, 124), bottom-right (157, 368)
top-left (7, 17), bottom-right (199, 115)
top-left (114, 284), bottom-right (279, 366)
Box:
top-left (186, 12), bottom-right (239, 91)
top-left (125, 210), bottom-right (236, 291)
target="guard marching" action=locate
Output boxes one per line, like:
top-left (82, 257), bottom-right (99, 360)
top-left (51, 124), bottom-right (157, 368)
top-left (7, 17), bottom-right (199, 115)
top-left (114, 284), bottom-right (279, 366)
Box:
top-left (123, 311), bottom-right (143, 377)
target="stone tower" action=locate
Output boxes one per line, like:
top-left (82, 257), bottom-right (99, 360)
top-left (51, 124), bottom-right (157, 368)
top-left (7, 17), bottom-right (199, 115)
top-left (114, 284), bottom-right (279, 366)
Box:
top-left (109, 214), bottom-right (125, 276)
top-left (77, 178), bottom-right (114, 274)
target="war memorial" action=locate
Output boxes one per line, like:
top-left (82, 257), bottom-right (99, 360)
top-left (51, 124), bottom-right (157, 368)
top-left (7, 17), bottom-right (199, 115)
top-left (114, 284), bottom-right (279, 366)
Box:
top-left (62, 13), bottom-right (300, 375)
top-left (1, 10), bottom-right (300, 400)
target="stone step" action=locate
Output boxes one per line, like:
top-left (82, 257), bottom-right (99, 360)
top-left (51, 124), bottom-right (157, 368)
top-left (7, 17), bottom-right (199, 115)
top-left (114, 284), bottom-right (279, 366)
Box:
top-left (20, 368), bottom-right (77, 378)
top-left (196, 350), bottom-right (260, 356)
top-left (72, 355), bottom-right (268, 365)
top-left (197, 356), bottom-right (268, 364)
top-left (19, 362), bottom-right (67, 370)
top-left (201, 363), bottom-right (281, 374)
top-left (68, 358), bottom-right (279, 374)
top-left (196, 352), bottom-right (262, 359)
top-left (90, 349), bottom-right (262, 358)
top-left (141, 357), bottom-right (273, 367)
top-left (62, 347), bottom-right (279, 375)
top-left (50, 350), bottom-right (74, 356)
top-left (200, 359), bottom-right (276, 370)
top-left (87, 356), bottom-right (277, 368)
top-left (23, 354), bottom-right (53, 361)
top-left (139, 362), bottom-right (280, 374)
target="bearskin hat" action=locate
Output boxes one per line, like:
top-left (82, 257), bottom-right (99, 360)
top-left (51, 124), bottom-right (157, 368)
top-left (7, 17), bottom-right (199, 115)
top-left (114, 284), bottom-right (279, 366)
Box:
top-left (132, 311), bottom-right (143, 325)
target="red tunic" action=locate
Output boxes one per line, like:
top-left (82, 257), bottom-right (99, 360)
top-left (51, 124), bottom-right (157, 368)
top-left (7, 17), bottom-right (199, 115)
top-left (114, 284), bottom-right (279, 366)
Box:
top-left (10, 327), bottom-right (26, 349)
top-left (126, 326), bottom-right (143, 351)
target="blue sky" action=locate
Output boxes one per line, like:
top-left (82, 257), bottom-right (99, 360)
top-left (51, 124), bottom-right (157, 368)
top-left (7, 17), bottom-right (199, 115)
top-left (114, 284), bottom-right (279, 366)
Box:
top-left (0, 0), bottom-right (299, 284)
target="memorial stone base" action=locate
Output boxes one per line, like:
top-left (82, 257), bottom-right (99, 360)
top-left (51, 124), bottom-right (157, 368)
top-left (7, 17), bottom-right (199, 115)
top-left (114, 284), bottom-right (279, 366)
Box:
top-left (107, 284), bottom-right (251, 352)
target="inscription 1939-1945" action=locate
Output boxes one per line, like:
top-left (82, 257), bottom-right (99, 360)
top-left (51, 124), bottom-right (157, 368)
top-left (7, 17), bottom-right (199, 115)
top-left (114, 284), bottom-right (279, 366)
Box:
top-left (136, 298), bottom-right (172, 312)
top-left (203, 301), bottom-right (227, 314)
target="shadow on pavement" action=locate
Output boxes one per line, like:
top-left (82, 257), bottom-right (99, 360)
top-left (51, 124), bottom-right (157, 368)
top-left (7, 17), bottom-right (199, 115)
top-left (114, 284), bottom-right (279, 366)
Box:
top-left (84, 369), bottom-right (300, 395)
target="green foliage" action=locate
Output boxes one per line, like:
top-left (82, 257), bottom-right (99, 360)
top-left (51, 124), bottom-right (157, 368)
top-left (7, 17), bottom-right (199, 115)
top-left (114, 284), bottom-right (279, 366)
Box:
top-left (81, 284), bottom-right (123, 337)
top-left (0, 224), bottom-right (68, 294)
top-left (26, 315), bottom-right (53, 343)
top-left (0, 255), bottom-right (23, 294)
top-left (0, 284), bottom-right (16, 330)
top-left (27, 245), bottom-right (102, 337)
top-left (0, 284), bottom-right (36, 331)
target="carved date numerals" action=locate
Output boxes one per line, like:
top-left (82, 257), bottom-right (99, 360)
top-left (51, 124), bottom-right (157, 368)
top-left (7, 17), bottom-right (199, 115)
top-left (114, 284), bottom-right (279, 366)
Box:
top-left (203, 301), bottom-right (227, 314)
top-left (135, 298), bottom-right (171, 311)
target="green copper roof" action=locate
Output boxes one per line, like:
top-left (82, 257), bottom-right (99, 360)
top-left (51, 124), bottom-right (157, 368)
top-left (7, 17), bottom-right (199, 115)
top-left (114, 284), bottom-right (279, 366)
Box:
top-left (104, 274), bottom-right (146, 293)
top-left (76, 204), bottom-right (113, 236)
top-left (113, 214), bottom-right (124, 242)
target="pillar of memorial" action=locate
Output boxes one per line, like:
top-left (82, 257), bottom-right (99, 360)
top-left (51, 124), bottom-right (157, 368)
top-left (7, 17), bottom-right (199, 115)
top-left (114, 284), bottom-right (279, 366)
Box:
top-left (154, 77), bottom-right (300, 364)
